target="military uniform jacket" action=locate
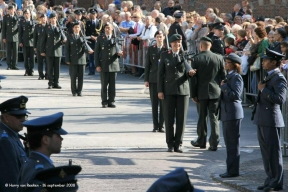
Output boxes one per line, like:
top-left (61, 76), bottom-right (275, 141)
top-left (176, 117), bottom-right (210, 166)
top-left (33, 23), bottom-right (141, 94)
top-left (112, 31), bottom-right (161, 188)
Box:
top-left (190, 50), bottom-right (226, 100)
top-left (0, 123), bottom-right (27, 192)
top-left (85, 19), bottom-right (102, 43)
top-left (40, 24), bottom-right (65, 57)
top-left (158, 50), bottom-right (190, 95)
top-left (220, 71), bottom-right (244, 121)
top-left (168, 22), bottom-right (187, 50)
top-left (253, 70), bottom-right (287, 127)
top-left (65, 34), bottom-right (91, 65)
top-left (19, 19), bottom-right (34, 47)
top-left (95, 35), bottom-right (120, 72)
top-left (2, 14), bottom-right (19, 42)
top-left (33, 24), bottom-right (46, 51)
top-left (18, 151), bottom-right (54, 192)
top-left (210, 35), bottom-right (224, 55)
top-left (144, 45), bottom-right (167, 83)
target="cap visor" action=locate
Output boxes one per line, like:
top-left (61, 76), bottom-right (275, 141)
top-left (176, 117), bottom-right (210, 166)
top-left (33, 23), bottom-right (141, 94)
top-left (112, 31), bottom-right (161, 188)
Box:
top-left (0, 76), bottom-right (6, 79)
top-left (53, 128), bottom-right (68, 135)
top-left (261, 55), bottom-right (271, 59)
top-left (9, 110), bottom-right (30, 115)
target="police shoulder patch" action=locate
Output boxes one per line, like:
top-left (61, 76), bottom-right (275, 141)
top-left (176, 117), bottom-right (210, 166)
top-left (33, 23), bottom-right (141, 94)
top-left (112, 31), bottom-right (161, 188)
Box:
top-left (1, 131), bottom-right (8, 138)
top-left (35, 163), bottom-right (44, 170)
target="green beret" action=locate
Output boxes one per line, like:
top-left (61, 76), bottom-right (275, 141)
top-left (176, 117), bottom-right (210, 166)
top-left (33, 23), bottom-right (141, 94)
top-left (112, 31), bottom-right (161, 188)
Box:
top-left (200, 36), bottom-right (212, 43)
top-left (169, 34), bottom-right (182, 43)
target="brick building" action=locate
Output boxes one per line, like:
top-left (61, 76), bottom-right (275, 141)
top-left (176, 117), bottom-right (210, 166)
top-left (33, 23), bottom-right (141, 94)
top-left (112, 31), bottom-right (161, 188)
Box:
top-left (54, 0), bottom-right (288, 19)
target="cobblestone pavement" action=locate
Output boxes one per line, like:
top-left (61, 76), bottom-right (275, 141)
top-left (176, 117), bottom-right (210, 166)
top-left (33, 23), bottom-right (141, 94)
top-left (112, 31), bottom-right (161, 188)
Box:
top-left (1, 62), bottom-right (286, 191)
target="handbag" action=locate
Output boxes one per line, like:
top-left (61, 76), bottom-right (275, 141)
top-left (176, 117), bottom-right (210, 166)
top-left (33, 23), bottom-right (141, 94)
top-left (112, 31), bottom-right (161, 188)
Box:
top-left (241, 54), bottom-right (249, 75)
top-left (250, 57), bottom-right (261, 71)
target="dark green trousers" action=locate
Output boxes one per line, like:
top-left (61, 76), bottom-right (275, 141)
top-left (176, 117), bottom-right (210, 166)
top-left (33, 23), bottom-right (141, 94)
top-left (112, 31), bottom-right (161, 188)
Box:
top-left (149, 83), bottom-right (164, 128)
top-left (23, 46), bottom-right (35, 73)
top-left (100, 72), bottom-right (117, 105)
top-left (69, 65), bottom-right (85, 94)
top-left (46, 56), bottom-right (60, 86)
top-left (6, 41), bottom-right (18, 68)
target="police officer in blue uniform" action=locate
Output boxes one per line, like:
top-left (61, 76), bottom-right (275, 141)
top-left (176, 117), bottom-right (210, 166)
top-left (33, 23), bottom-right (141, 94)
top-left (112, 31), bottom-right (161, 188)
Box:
top-left (0, 96), bottom-right (29, 192)
top-left (210, 22), bottom-right (225, 55)
top-left (219, 53), bottom-right (244, 178)
top-left (144, 30), bottom-right (167, 132)
top-left (18, 112), bottom-right (68, 192)
top-left (253, 48), bottom-right (287, 192)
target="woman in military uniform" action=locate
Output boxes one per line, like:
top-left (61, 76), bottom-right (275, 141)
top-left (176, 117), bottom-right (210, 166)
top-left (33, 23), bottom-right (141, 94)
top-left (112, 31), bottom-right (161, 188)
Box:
top-left (219, 53), bottom-right (244, 178)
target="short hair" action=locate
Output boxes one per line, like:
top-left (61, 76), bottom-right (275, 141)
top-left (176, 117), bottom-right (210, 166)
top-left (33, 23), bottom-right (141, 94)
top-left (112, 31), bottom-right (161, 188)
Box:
top-left (225, 37), bottom-right (234, 46)
top-left (254, 27), bottom-right (267, 38)
top-left (27, 130), bottom-right (54, 150)
top-left (276, 28), bottom-right (287, 39)
top-left (246, 9), bottom-right (252, 15)
top-left (275, 16), bottom-right (284, 24)
top-left (255, 21), bottom-right (265, 28)
top-left (213, 7), bottom-right (220, 16)
top-left (237, 29), bottom-right (246, 38)
top-left (280, 41), bottom-right (288, 48)
top-left (200, 39), bottom-right (212, 48)
top-left (265, 25), bottom-right (274, 34)
top-left (225, 13), bottom-right (233, 21)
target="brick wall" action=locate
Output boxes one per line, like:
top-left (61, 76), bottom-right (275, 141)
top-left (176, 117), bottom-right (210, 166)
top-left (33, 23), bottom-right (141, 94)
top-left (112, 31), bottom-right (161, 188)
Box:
top-left (54, 0), bottom-right (288, 18)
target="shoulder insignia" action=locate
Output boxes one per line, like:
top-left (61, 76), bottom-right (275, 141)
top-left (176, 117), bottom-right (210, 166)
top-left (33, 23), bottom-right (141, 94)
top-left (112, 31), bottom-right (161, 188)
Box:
top-left (153, 45), bottom-right (156, 48)
top-left (235, 81), bottom-right (240, 86)
top-left (278, 82), bottom-right (284, 89)
top-left (48, 26), bottom-right (50, 28)
top-left (158, 59), bottom-right (161, 65)
top-left (1, 131), bottom-right (8, 138)
top-left (35, 163), bottom-right (44, 170)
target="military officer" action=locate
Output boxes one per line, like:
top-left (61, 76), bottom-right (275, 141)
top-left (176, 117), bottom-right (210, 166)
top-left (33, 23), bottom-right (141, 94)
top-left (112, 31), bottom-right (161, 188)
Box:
top-left (158, 34), bottom-right (195, 153)
top-left (19, 9), bottom-right (35, 76)
top-left (2, 4), bottom-right (19, 70)
top-left (95, 23), bottom-right (123, 108)
top-left (66, 22), bottom-right (94, 96)
top-left (18, 112), bottom-right (68, 192)
top-left (253, 48), bottom-right (287, 192)
top-left (168, 12), bottom-right (187, 51)
top-left (85, 8), bottom-right (102, 75)
top-left (144, 30), bottom-right (166, 133)
top-left (210, 22), bottom-right (225, 55)
top-left (0, 96), bottom-right (29, 192)
top-left (40, 12), bottom-right (67, 89)
top-left (219, 53), bottom-right (244, 178)
top-left (73, 9), bottom-right (85, 33)
top-left (34, 13), bottom-right (48, 80)
top-left (190, 37), bottom-right (226, 151)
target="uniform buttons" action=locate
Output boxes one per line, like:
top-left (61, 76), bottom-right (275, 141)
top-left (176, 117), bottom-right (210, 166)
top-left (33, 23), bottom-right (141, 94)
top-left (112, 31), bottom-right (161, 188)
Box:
top-left (165, 81), bottom-right (167, 82)
top-left (266, 107), bottom-right (268, 109)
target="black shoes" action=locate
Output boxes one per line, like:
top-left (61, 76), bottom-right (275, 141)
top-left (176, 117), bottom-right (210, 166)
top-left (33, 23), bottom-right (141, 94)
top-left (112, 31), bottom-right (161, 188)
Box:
top-left (152, 128), bottom-right (158, 132)
top-left (53, 85), bottom-right (62, 89)
top-left (167, 148), bottom-right (173, 152)
top-left (102, 104), bottom-right (108, 108)
top-left (12, 67), bottom-right (19, 70)
top-left (174, 147), bottom-right (183, 153)
top-left (48, 85), bottom-right (52, 89)
top-left (7, 67), bottom-right (10, 70)
top-left (257, 185), bottom-right (268, 190)
top-left (38, 76), bottom-right (44, 80)
top-left (77, 92), bottom-right (82, 96)
top-left (108, 103), bottom-right (116, 108)
top-left (219, 172), bottom-right (239, 178)
top-left (260, 186), bottom-right (283, 192)
top-left (158, 127), bottom-right (165, 132)
top-left (72, 93), bottom-right (76, 96)
top-left (190, 141), bottom-right (206, 149)
top-left (208, 146), bottom-right (218, 151)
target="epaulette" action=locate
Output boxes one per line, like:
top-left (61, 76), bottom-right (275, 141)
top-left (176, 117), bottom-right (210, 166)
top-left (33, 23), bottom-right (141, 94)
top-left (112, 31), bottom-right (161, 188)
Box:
top-left (35, 160), bottom-right (44, 170)
top-left (1, 131), bottom-right (8, 138)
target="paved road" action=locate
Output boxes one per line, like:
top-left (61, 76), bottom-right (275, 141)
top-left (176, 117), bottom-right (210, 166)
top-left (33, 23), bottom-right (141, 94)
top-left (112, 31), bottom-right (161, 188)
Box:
top-left (0, 62), bottom-right (263, 191)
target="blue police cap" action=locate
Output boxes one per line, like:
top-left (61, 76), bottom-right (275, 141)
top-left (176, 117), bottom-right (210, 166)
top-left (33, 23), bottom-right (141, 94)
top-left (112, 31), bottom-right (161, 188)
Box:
top-left (174, 11), bottom-right (183, 19)
top-left (0, 75), bottom-right (6, 80)
top-left (65, 10), bottom-right (71, 14)
top-left (261, 48), bottom-right (284, 61)
top-left (147, 168), bottom-right (204, 192)
top-left (0, 96), bottom-right (30, 115)
top-left (225, 53), bottom-right (242, 64)
top-left (23, 112), bottom-right (67, 135)
top-left (74, 9), bottom-right (82, 15)
top-left (34, 165), bottom-right (81, 191)
top-left (169, 34), bottom-right (182, 43)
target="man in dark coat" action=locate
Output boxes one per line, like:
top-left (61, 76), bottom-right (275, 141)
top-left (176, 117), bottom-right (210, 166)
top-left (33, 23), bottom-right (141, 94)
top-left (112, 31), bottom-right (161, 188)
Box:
top-left (144, 30), bottom-right (167, 132)
top-left (253, 49), bottom-right (287, 192)
top-left (190, 37), bottom-right (226, 151)
top-left (0, 96), bottom-right (29, 192)
top-left (95, 23), bottom-right (123, 108)
top-left (168, 12), bottom-right (187, 50)
top-left (210, 22), bottom-right (225, 55)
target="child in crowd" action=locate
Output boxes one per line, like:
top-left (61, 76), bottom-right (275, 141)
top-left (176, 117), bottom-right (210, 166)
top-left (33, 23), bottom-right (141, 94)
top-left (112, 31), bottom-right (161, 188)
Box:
top-left (224, 37), bottom-right (236, 55)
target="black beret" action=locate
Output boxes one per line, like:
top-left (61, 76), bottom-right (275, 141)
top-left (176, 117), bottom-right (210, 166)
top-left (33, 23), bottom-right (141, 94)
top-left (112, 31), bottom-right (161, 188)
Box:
top-left (154, 30), bottom-right (164, 37)
top-left (200, 36), bottom-right (212, 43)
top-left (7, 5), bottom-right (14, 10)
top-left (213, 22), bottom-right (225, 30)
top-left (0, 96), bottom-right (30, 115)
top-left (169, 34), bottom-right (182, 43)
top-left (225, 53), bottom-right (242, 64)
top-left (261, 48), bottom-right (285, 61)
top-left (65, 10), bottom-right (71, 14)
top-left (39, 13), bottom-right (46, 18)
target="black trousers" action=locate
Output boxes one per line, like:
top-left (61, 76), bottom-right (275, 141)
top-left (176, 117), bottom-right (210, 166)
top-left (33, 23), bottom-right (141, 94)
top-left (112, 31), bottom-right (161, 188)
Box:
top-left (36, 51), bottom-right (46, 77)
top-left (149, 83), bottom-right (164, 128)
top-left (46, 56), bottom-right (60, 86)
top-left (69, 65), bottom-right (85, 94)
top-left (100, 72), bottom-right (116, 105)
top-left (257, 126), bottom-right (283, 188)
top-left (6, 41), bottom-right (18, 68)
top-left (222, 119), bottom-right (241, 175)
top-left (196, 99), bottom-right (220, 147)
top-left (163, 95), bottom-right (189, 148)
top-left (23, 46), bottom-right (35, 73)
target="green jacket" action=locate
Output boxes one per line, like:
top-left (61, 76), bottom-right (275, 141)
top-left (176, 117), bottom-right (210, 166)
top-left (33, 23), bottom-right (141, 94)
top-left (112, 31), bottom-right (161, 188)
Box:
top-left (40, 24), bottom-right (65, 57)
top-left (95, 35), bottom-right (120, 72)
top-left (19, 19), bottom-right (34, 47)
top-left (65, 34), bottom-right (92, 65)
top-left (2, 14), bottom-right (19, 42)
top-left (144, 45), bottom-right (167, 83)
top-left (157, 50), bottom-right (190, 95)
top-left (33, 23), bottom-right (46, 51)
top-left (190, 50), bottom-right (226, 100)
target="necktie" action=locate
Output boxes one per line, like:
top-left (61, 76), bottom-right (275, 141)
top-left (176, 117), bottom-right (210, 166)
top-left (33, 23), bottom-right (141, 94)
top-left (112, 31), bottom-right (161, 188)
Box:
top-left (107, 36), bottom-right (110, 40)
top-left (134, 23), bottom-right (138, 33)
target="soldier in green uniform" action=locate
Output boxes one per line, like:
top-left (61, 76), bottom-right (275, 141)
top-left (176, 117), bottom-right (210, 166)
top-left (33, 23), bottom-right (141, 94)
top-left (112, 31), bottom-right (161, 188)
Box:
top-left (40, 12), bottom-right (67, 89)
top-left (145, 30), bottom-right (167, 133)
top-left (34, 13), bottom-right (47, 80)
top-left (19, 9), bottom-right (35, 76)
top-left (158, 34), bottom-right (196, 153)
top-left (95, 23), bottom-right (123, 108)
top-left (2, 4), bottom-right (19, 70)
top-left (65, 22), bottom-right (94, 96)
